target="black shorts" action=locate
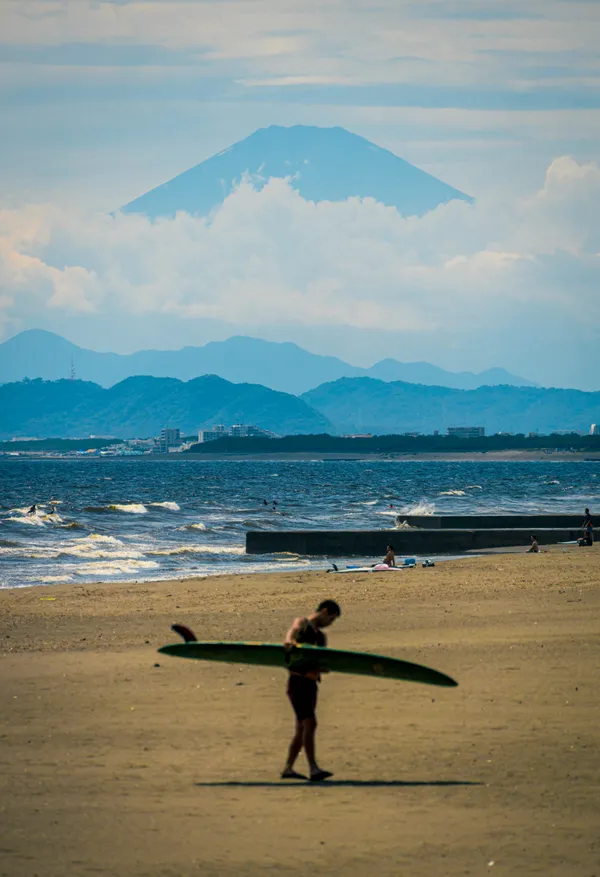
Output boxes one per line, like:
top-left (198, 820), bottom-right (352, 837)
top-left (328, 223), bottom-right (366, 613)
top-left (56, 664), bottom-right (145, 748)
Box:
top-left (287, 674), bottom-right (318, 721)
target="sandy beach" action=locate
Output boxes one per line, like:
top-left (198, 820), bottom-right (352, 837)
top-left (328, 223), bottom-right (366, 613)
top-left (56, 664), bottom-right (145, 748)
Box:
top-left (1, 549), bottom-right (599, 877)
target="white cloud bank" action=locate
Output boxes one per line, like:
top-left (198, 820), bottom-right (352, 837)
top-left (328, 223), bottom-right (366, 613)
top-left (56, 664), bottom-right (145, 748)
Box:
top-left (0, 155), bottom-right (599, 387)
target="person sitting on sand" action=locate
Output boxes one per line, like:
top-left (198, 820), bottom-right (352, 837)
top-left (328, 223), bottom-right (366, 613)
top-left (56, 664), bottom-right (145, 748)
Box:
top-left (281, 599), bottom-right (341, 783)
top-left (382, 544), bottom-right (396, 567)
top-left (527, 535), bottom-right (539, 553)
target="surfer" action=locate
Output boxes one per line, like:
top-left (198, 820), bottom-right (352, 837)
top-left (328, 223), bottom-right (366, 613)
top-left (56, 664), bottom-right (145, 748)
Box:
top-left (281, 599), bottom-right (341, 782)
top-left (27, 504), bottom-right (37, 515)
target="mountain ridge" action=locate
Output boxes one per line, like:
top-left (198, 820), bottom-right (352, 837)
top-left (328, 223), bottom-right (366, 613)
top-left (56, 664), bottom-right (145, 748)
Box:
top-left (301, 377), bottom-right (600, 436)
top-left (1, 373), bottom-right (597, 439)
top-left (0, 330), bottom-right (537, 394)
top-left (0, 374), bottom-right (331, 440)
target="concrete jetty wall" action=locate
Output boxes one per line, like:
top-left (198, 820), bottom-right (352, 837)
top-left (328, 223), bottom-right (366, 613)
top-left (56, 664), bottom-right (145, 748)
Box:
top-left (395, 514), bottom-right (587, 529)
top-left (246, 527), bottom-right (590, 556)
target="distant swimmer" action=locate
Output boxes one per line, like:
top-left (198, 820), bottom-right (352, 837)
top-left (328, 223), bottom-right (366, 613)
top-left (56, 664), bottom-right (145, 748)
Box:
top-left (263, 499), bottom-right (269, 506)
top-left (527, 535), bottom-right (540, 553)
top-left (27, 504), bottom-right (37, 515)
top-left (282, 599), bottom-right (341, 782)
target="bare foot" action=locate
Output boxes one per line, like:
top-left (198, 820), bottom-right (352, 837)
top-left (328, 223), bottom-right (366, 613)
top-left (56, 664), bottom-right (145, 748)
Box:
top-left (309, 769), bottom-right (333, 782)
top-left (280, 768), bottom-right (308, 780)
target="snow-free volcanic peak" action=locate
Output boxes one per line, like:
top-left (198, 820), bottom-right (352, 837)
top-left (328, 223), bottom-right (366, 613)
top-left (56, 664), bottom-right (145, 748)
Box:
top-left (120, 125), bottom-right (472, 219)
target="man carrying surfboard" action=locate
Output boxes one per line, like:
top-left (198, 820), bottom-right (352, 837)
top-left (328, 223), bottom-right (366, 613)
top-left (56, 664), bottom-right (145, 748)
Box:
top-left (282, 599), bottom-right (341, 782)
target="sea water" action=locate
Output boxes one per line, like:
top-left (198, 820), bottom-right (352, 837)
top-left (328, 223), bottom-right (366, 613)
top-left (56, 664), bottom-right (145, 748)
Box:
top-left (0, 458), bottom-right (597, 588)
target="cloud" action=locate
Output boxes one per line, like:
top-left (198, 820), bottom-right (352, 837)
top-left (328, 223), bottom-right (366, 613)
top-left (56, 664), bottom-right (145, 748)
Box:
top-left (2, 0), bottom-right (599, 96)
top-left (0, 157), bottom-right (599, 360)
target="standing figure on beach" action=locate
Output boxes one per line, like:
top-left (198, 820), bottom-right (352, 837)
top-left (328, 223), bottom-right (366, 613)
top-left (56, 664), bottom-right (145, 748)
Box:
top-left (582, 508), bottom-right (594, 545)
top-left (282, 599), bottom-right (341, 782)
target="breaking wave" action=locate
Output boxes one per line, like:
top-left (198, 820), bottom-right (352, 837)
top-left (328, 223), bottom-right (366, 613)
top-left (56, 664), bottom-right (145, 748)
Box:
top-left (149, 544), bottom-right (245, 556)
top-left (73, 559), bottom-right (160, 577)
top-left (149, 501), bottom-right (181, 511)
top-left (6, 515), bottom-right (45, 526)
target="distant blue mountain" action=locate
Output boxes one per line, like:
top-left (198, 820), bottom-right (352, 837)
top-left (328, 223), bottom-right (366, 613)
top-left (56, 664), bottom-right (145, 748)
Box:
top-left (120, 125), bottom-right (472, 218)
top-left (0, 331), bottom-right (536, 394)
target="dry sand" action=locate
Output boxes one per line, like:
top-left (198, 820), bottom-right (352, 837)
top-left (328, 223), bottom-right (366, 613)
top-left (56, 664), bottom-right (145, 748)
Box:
top-left (1, 549), bottom-right (599, 877)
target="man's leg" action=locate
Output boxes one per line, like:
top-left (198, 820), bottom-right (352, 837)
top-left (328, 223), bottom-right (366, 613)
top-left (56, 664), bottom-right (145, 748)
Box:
top-left (302, 717), bottom-right (333, 782)
top-left (282, 720), bottom-right (304, 775)
top-left (302, 717), bottom-right (317, 770)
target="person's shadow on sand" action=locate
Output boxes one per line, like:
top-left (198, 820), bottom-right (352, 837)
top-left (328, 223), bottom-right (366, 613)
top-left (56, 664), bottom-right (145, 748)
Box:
top-left (194, 780), bottom-right (481, 788)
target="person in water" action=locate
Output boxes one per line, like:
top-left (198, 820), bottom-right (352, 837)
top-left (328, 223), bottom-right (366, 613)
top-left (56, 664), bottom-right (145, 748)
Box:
top-left (527, 535), bottom-right (540, 553)
top-left (27, 504), bottom-right (37, 515)
top-left (282, 599), bottom-right (341, 782)
top-left (382, 544), bottom-right (396, 566)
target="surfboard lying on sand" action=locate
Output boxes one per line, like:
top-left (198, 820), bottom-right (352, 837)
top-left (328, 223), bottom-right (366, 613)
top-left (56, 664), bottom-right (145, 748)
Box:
top-left (158, 637), bottom-right (458, 687)
top-left (328, 559), bottom-right (417, 573)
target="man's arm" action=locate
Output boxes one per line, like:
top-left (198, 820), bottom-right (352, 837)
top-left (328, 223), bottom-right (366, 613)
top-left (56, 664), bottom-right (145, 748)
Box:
top-left (284, 617), bottom-right (306, 648)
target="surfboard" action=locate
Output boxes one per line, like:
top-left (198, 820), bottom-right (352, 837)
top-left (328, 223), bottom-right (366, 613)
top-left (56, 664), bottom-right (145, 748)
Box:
top-left (329, 564), bottom-right (415, 573)
top-left (157, 640), bottom-right (458, 687)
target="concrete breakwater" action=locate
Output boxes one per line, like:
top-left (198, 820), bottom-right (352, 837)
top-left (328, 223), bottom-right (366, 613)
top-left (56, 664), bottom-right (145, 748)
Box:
top-left (395, 514), bottom-right (588, 530)
top-left (246, 518), bottom-right (594, 556)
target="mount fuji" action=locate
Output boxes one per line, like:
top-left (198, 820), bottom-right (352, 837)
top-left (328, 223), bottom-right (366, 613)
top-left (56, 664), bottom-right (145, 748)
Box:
top-left (120, 125), bottom-right (472, 219)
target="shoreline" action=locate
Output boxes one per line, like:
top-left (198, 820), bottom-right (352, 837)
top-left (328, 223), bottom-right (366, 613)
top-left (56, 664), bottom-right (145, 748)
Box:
top-left (2, 450), bottom-right (600, 462)
top-left (1, 550), bottom-right (599, 876)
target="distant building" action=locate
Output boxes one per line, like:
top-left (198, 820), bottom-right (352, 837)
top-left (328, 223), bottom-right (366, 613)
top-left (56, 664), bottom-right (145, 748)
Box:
top-left (447, 426), bottom-right (485, 438)
top-left (159, 427), bottom-right (181, 452)
top-left (198, 424), bottom-right (229, 443)
top-left (198, 424), bottom-right (276, 442)
top-left (591, 424), bottom-right (599, 436)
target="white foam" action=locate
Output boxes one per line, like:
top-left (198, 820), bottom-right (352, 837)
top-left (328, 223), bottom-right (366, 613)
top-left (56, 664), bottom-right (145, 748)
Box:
top-left (150, 502), bottom-right (181, 511)
top-left (6, 515), bottom-right (45, 526)
top-left (40, 575), bottom-right (73, 583)
top-left (108, 503), bottom-right (148, 514)
top-left (397, 501), bottom-right (436, 516)
top-left (465, 485), bottom-right (483, 490)
top-left (439, 490), bottom-right (467, 496)
top-left (80, 534), bottom-right (123, 545)
top-left (41, 513), bottom-right (64, 523)
top-left (179, 522), bottom-right (207, 531)
top-left (59, 546), bottom-right (143, 560)
top-left (73, 559), bottom-right (160, 577)
top-left (149, 544), bottom-right (245, 556)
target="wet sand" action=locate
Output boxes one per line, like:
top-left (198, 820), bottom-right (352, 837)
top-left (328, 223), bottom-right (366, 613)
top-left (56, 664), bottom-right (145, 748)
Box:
top-left (1, 549), bottom-right (599, 877)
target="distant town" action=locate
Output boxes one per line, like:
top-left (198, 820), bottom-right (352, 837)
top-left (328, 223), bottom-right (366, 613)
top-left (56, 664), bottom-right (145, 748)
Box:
top-left (1, 422), bottom-right (598, 458)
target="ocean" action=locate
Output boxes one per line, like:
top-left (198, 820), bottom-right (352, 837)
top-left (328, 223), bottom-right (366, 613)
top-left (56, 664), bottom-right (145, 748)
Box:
top-left (1, 458), bottom-right (597, 589)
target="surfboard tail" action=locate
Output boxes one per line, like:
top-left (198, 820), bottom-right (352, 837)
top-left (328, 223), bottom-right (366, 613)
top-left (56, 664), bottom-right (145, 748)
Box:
top-left (171, 623), bottom-right (198, 643)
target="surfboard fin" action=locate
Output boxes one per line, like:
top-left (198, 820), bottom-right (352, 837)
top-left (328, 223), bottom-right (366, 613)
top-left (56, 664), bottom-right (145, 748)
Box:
top-left (171, 623), bottom-right (198, 643)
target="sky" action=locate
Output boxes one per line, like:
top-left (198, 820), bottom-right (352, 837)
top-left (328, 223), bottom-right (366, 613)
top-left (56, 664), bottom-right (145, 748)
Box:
top-left (0, 0), bottom-right (599, 389)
